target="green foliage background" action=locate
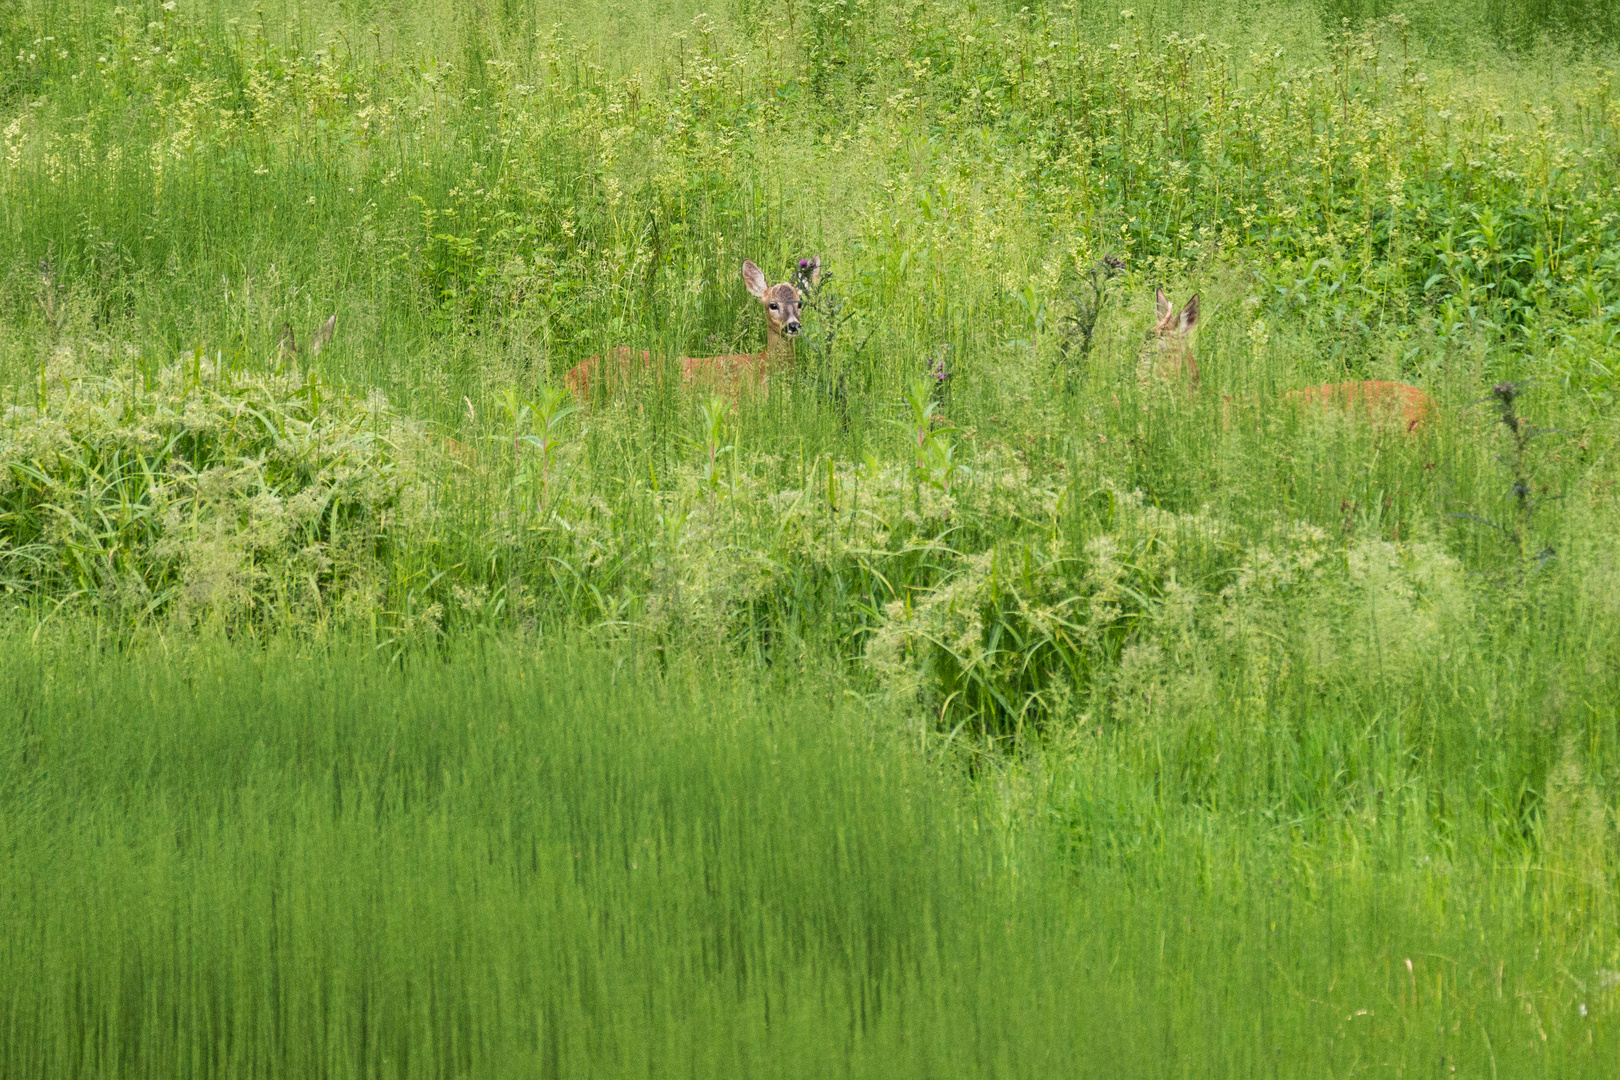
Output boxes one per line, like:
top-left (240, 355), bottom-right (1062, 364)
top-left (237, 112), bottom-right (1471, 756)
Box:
top-left (2, 0), bottom-right (1620, 1073)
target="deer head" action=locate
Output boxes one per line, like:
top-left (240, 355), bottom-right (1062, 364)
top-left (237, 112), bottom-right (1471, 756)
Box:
top-left (1146, 288), bottom-right (1200, 388)
top-left (742, 259), bottom-right (809, 357)
top-left (279, 314), bottom-right (337, 361)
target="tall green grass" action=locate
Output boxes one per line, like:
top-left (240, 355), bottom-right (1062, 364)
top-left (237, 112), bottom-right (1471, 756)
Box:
top-left (3, 0), bottom-right (1617, 423)
top-left (3, 633), bottom-right (1615, 1077)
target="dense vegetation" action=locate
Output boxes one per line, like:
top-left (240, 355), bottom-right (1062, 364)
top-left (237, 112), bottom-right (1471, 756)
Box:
top-left (2, 0), bottom-right (1618, 1074)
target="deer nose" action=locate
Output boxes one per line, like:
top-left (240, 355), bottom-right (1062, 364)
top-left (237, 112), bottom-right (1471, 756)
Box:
top-left (786, 319), bottom-right (801, 335)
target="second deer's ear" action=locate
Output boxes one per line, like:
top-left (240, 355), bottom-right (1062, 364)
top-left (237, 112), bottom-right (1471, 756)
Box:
top-left (806, 255), bottom-right (822, 288)
top-left (310, 314), bottom-right (337, 356)
top-left (1155, 288), bottom-right (1172, 322)
top-left (742, 260), bottom-right (768, 299)
top-left (1177, 294), bottom-right (1200, 333)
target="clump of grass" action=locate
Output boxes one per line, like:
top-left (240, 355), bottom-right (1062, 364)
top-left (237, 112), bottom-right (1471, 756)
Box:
top-left (1443, 379), bottom-right (1567, 568)
top-left (0, 348), bottom-right (426, 629)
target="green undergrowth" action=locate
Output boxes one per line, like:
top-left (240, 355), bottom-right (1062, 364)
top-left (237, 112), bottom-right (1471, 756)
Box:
top-left (3, 633), bottom-right (1616, 1076)
top-left (5, 299), bottom-right (1615, 757)
top-left (0, 348), bottom-right (423, 627)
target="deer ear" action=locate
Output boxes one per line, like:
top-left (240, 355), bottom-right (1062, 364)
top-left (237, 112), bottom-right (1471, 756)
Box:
top-left (1155, 288), bottom-right (1172, 322)
top-left (310, 313), bottom-right (337, 355)
top-left (806, 255), bottom-right (822, 288)
top-left (1177, 294), bottom-right (1199, 333)
top-left (742, 260), bottom-right (768, 300)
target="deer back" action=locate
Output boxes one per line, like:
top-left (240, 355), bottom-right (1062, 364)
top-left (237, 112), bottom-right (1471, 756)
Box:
top-left (679, 351), bottom-right (774, 395)
top-left (565, 348), bottom-right (654, 400)
top-left (1285, 380), bottom-right (1435, 432)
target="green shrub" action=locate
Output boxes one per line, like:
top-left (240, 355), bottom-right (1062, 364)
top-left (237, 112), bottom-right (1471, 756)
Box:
top-left (864, 486), bottom-right (1249, 742)
top-left (0, 348), bottom-right (425, 629)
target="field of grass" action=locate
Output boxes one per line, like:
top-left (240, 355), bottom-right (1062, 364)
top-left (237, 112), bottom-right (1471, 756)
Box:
top-left (4, 635), bottom-right (1614, 1076)
top-left (3, 0), bottom-right (1620, 1074)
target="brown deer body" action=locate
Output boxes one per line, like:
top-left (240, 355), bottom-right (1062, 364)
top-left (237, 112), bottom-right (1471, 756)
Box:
top-left (565, 258), bottom-right (817, 402)
top-left (1283, 380), bottom-right (1435, 432)
top-left (1142, 288), bottom-right (1434, 432)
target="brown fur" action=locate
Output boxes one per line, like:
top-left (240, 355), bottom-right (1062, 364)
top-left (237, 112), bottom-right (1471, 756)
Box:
top-left (441, 436), bottom-right (480, 467)
top-left (1284, 380), bottom-right (1435, 432)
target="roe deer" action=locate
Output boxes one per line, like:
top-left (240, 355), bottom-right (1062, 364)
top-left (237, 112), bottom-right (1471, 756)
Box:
top-left (278, 314), bottom-right (337, 361)
top-left (1136, 288), bottom-right (1435, 432)
top-left (438, 397), bottom-right (483, 468)
top-left (565, 258), bottom-right (819, 401)
top-left (1143, 288), bottom-right (1201, 388)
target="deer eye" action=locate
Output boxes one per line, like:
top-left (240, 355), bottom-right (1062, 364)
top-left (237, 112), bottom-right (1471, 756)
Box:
top-left (769, 303), bottom-right (779, 310)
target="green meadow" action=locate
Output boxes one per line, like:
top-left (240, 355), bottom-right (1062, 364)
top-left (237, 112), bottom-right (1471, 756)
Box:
top-left (3, 0), bottom-right (1620, 1074)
